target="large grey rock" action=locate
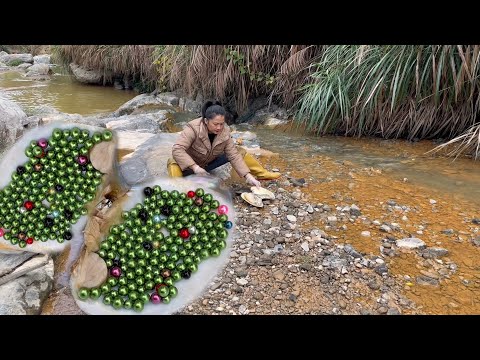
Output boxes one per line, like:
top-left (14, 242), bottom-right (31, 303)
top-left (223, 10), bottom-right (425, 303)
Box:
top-left (33, 54), bottom-right (50, 64)
top-left (17, 63), bottom-right (33, 70)
top-left (0, 97), bottom-right (27, 151)
top-left (119, 132), bottom-right (234, 185)
top-left (40, 113), bottom-right (108, 128)
top-left (0, 53), bottom-right (33, 65)
top-left (69, 63), bottom-right (103, 84)
top-left (25, 63), bottom-right (51, 78)
top-left (114, 94), bottom-right (176, 116)
top-left (116, 131), bottom-right (155, 156)
top-left (156, 92), bottom-right (179, 107)
top-left (0, 252), bottom-right (36, 277)
top-left (263, 117), bottom-right (289, 128)
top-left (105, 111), bottom-right (170, 133)
top-left (179, 97), bottom-right (201, 113)
top-left (119, 133), bottom-right (178, 185)
top-left (0, 257), bottom-right (54, 315)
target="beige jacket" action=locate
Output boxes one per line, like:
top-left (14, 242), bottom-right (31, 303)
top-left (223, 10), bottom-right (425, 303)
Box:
top-left (172, 118), bottom-right (250, 177)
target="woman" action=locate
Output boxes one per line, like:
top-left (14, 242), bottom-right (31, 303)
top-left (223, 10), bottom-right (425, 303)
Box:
top-left (167, 100), bottom-right (281, 186)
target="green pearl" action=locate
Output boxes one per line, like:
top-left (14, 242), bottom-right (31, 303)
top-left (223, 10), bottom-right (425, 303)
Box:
top-left (210, 200), bottom-right (220, 209)
top-left (92, 132), bottom-right (103, 143)
top-left (133, 300), bottom-right (144, 312)
top-left (210, 247), bottom-right (221, 257)
top-left (158, 285), bottom-right (169, 297)
top-left (90, 288), bottom-right (101, 299)
top-left (195, 188), bottom-right (205, 197)
top-left (78, 288), bottom-right (90, 300)
top-left (112, 297), bottom-right (123, 309)
top-left (171, 271), bottom-right (181, 282)
top-left (107, 277), bottom-right (118, 287)
top-left (103, 295), bottom-right (112, 305)
top-left (100, 284), bottom-right (111, 294)
top-left (164, 277), bottom-right (174, 287)
top-left (123, 299), bottom-right (133, 310)
top-left (144, 280), bottom-right (155, 290)
top-left (139, 293), bottom-right (149, 304)
top-left (168, 286), bottom-right (178, 298)
top-left (71, 127), bottom-right (81, 138)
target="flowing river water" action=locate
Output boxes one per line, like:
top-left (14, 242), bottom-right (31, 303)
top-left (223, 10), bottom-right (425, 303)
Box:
top-left (1, 68), bottom-right (479, 314)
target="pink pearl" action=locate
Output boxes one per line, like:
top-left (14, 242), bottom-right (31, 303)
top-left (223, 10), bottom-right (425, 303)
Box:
top-left (110, 266), bottom-right (122, 278)
top-left (77, 155), bottom-right (88, 165)
top-left (0, 228), bottom-right (4, 237)
top-left (218, 205), bottom-right (228, 215)
top-left (37, 138), bottom-right (48, 149)
top-left (150, 293), bottom-right (162, 304)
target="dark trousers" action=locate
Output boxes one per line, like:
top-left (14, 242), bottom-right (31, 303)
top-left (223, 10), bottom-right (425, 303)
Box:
top-left (182, 154), bottom-right (229, 176)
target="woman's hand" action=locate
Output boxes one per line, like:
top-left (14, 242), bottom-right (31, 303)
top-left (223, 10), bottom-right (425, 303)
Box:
top-left (192, 164), bottom-right (209, 175)
top-left (245, 173), bottom-right (261, 187)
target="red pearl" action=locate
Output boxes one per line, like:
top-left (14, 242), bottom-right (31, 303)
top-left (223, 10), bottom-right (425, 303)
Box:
top-left (150, 293), bottom-right (162, 304)
top-left (24, 201), bottom-right (35, 211)
top-left (110, 266), bottom-right (122, 278)
top-left (187, 191), bottom-right (196, 198)
top-left (77, 155), bottom-right (88, 165)
top-left (37, 138), bottom-right (48, 149)
top-left (178, 228), bottom-right (190, 239)
top-left (26, 238), bottom-right (34, 245)
top-left (0, 228), bottom-right (4, 237)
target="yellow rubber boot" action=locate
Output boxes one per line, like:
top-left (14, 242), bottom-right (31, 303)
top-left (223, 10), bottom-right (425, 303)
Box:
top-left (167, 158), bottom-right (183, 177)
top-left (243, 152), bottom-right (281, 180)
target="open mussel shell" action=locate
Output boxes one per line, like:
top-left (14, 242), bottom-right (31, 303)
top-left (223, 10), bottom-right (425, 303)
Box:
top-left (250, 186), bottom-right (275, 200)
top-left (240, 192), bottom-right (264, 207)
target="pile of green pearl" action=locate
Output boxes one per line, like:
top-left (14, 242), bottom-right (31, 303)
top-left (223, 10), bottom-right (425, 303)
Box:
top-left (77, 186), bottom-right (232, 312)
top-left (0, 127), bottom-right (113, 248)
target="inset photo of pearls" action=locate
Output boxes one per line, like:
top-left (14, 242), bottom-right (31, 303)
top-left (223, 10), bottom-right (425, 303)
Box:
top-left (0, 122), bottom-right (116, 254)
top-left (71, 176), bottom-right (236, 315)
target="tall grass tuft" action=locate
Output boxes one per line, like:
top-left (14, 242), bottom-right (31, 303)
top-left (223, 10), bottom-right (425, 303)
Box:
top-left (153, 45), bottom-right (322, 114)
top-left (296, 45), bottom-right (480, 159)
top-left (53, 45), bottom-right (158, 89)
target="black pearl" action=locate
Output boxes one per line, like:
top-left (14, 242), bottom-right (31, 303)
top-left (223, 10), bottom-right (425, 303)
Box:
top-left (138, 209), bottom-right (148, 221)
top-left (64, 209), bottom-right (73, 220)
top-left (112, 259), bottom-right (122, 267)
top-left (142, 242), bottom-right (153, 251)
top-left (64, 231), bottom-right (73, 240)
top-left (181, 269), bottom-right (191, 279)
top-left (161, 206), bottom-right (171, 216)
top-left (16, 166), bottom-right (26, 175)
top-left (55, 184), bottom-right (64, 192)
top-left (79, 164), bottom-right (88, 172)
top-left (44, 217), bottom-right (54, 228)
top-left (143, 187), bottom-right (153, 197)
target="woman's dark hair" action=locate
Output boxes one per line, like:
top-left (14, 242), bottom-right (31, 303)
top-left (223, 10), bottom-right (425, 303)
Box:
top-left (201, 100), bottom-right (225, 120)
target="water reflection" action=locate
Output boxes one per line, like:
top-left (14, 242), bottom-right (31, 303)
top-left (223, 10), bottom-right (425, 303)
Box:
top-left (0, 69), bottom-right (137, 115)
